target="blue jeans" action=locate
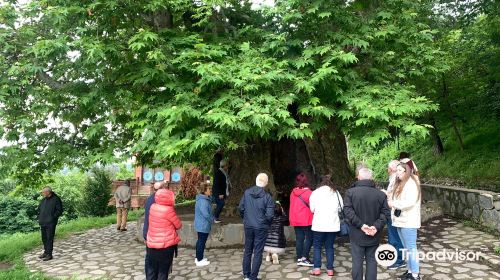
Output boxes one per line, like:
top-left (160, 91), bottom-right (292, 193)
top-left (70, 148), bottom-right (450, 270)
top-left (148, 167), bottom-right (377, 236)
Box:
top-left (388, 219), bottom-right (405, 265)
top-left (213, 195), bottom-right (225, 220)
top-left (294, 226), bottom-right (313, 260)
top-left (397, 227), bottom-right (419, 274)
top-left (312, 231), bottom-right (336, 270)
top-left (196, 232), bottom-right (209, 261)
top-left (242, 227), bottom-right (268, 280)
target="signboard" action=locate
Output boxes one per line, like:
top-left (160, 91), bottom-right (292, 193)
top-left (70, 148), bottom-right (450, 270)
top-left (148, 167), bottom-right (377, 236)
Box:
top-left (143, 171), bottom-right (153, 182)
top-left (171, 172), bottom-right (181, 182)
top-left (154, 171), bottom-right (164, 181)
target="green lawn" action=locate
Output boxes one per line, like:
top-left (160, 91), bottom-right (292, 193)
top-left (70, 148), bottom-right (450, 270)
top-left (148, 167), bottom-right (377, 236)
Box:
top-left (0, 210), bottom-right (144, 280)
top-left (351, 120), bottom-right (500, 192)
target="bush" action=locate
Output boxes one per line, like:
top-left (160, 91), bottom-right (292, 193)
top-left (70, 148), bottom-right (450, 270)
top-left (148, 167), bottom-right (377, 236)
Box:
top-left (78, 167), bottom-right (113, 217)
top-left (48, 171), bottom-right (85, 222)
top-left (0, 179), bottom-right (16, 195)
top-left (110, 162), bottom-right (135, 180)
top-left (0, 196), bottom-right (38, 235)
top-left (180, 167), bottom-right (203, 200)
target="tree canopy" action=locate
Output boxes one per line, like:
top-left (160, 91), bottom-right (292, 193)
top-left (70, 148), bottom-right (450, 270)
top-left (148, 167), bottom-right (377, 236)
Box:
top-left (1, 0), bottom-right (447, 186)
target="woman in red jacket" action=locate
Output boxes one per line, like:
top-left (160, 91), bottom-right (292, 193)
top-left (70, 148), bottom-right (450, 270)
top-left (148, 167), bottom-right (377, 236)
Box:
top-left (146, 189), bottom-right (182, 280)
top-left (289, 173), bottom-right (314, 267)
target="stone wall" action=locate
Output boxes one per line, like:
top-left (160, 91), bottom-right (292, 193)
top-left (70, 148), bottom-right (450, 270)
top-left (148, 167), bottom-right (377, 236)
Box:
top-left (177, 221), bottom-right (297, 248)
top-left (422, 184), bottom-right (500, 233)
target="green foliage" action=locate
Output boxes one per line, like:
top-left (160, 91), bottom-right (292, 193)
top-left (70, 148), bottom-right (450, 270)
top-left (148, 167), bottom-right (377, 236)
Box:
top-left (350, 120), bottom-right (500, 191)
top-left (0, 196), bottom-right (38, 235)
top-left (0, 179), bottom-right (16, 195)
top-left (111, 163), bottom-right (135, 181)
top-left (78, 167), bottom-right (113, 217)
top-left (0, 0), bottom-right (441, 186)
top-left (46, 171), bottom-right (85, 221)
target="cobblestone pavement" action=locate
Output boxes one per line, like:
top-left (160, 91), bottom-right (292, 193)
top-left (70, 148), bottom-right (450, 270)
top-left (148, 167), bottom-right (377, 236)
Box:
top-left (24, 217), bottom-right (500, 280)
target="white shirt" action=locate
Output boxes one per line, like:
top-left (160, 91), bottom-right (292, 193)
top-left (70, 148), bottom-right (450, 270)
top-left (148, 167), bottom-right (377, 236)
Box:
top-left (309, 186), bottom-right (343, 232)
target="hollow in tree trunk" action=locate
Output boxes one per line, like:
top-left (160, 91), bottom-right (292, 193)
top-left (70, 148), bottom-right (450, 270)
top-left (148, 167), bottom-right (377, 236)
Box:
top-left (225, 120), bottom-right (353, 217)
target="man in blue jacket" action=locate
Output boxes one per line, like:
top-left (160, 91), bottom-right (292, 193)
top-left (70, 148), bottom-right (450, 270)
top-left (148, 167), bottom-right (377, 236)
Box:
top-left (239, 173), bottom-right (275, 280)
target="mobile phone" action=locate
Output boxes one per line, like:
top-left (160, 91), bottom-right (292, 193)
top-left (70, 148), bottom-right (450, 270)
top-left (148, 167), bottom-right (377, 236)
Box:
top-left (394, 209), bottom-right (402, 217)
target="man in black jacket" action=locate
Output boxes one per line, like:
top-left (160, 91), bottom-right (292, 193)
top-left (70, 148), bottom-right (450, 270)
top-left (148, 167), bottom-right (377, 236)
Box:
top-left (38, 187), bottom-right (63, 261)
top-left (344, 168), bottom-right (390, 280)
top-left (212, 159), bottom-right (231, 223)
top-left (239, 173), bottom-right (275, 280)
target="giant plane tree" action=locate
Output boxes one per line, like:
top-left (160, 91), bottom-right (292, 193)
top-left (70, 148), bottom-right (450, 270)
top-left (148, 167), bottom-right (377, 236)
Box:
top-left (0, 0), bottom-right (440, 206)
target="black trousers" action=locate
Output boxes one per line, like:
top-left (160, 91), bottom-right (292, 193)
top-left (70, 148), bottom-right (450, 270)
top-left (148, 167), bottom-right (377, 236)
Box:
top-left (146, 246), bottom-right (176, 280)
top-left (40, 223), bottom-right (57, 255)
top-left (350, 242), bottom-right (378, 280)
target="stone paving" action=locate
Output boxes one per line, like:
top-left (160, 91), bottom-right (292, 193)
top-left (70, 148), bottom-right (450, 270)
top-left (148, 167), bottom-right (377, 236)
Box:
top-left (24, 216), bottom-right (500, 280)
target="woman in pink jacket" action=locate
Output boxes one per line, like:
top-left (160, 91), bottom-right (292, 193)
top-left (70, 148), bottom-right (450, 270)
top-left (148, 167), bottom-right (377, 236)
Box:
top-left (289, 173), bottom-right (314, 267)
top-left (146, 189), bottom-right (182, 280)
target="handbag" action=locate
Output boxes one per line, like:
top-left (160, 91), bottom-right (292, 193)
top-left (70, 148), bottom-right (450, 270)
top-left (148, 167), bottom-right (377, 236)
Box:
top-left (335, 191), bottom-right (349, 237)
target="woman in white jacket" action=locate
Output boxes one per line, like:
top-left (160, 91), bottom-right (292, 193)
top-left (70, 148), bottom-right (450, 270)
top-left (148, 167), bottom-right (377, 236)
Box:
top-left (389, 163), bottom-right (421, 280)
top-left (309, 175), bottom-right (343, 277)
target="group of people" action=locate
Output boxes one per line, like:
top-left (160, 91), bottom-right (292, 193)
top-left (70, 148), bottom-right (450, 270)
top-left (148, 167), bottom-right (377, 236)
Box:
top-left (35, 151), bottom-right (421, 280)
top-left (204, 153), bottom-right (421, 280)
top-left (137, 152), bottom-right (422, 280)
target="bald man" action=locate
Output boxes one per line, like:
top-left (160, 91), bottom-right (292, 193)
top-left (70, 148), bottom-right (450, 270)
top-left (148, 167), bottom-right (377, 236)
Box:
top-left (38, 187), bottom-right (63, 261)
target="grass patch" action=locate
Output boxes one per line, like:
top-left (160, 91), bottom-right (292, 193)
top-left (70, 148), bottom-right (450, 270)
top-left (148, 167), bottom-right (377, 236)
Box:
top-left (350, 120), bottom-right (500, 191)
top-left (462, 219), bottom-right (500, 238)
top-left (175, 200), bottom-right (195, 207)
top-left (0, 209), bottom-right (143, 280)
top-left (413, 122), bottom-right (500, 191)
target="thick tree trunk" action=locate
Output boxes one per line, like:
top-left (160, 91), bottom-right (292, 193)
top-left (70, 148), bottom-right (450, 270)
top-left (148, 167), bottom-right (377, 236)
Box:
top-left (225, 120), bottom-right (353, 216)
top-left (302, 120), bottom-right (353, 191)
top-left (225, 139), bottom-right (275, 216)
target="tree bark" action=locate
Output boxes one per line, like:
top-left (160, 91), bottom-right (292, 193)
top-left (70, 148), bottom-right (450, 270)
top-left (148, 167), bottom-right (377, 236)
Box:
top-left (225, 139), bottom-right (275, 216)
top-left (224, 119), bottom-right (353, 216)
top-left (441, 74), bottom-right (465, 151)
top-left (430, 118), bottom-right (444, 155)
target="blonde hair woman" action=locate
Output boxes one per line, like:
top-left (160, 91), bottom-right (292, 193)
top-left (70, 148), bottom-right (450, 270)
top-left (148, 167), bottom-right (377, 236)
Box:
top-left (389, 163), bottom-right (421, 280)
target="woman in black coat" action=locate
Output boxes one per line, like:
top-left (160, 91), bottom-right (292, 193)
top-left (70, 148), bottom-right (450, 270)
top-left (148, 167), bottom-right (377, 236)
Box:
top-left (264, 202), bottom-right (287, 264)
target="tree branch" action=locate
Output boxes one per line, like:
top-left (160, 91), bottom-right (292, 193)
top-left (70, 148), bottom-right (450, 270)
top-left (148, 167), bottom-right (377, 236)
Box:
top-left (36, 71), bottom-right (65, 90)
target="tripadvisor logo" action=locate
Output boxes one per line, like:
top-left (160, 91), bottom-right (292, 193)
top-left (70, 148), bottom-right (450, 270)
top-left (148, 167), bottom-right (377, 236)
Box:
top-left (375, 244), bottom-right (482, 266)
top-left (375, 244), bottom-right (398, 267)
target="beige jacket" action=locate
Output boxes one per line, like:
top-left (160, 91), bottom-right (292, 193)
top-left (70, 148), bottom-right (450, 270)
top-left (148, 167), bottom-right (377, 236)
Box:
top-left (391, 179), bottom-right (421, 228)
top-left (114, 185), bottom-right (132, 209)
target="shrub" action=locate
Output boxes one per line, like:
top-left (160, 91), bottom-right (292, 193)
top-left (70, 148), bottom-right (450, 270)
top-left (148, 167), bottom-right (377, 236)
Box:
top-left (0, 179), bottom-right (16, 195)
top-left (110, 162), bottom-right (135, 180)
top-left (0, 196), bottom-right (38, 235)
top-left (180, 167), bottom-right (203, 200)
top-left (48, 171), bottom-right (85, 222)
top-left (78, 167), bottom-right (113, 217)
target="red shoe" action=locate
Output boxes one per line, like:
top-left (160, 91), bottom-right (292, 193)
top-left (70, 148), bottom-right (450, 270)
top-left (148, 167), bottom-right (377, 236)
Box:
top-left (310, 268), bottom-right (321, 276)
top-left (327, 269), bottom-right (334, 276)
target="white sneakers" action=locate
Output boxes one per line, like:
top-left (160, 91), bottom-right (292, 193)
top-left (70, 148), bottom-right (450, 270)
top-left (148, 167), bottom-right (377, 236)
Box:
top-left (271, 253), bottom-right (279, 264)
top-left (265, 253), bottom-right (280, 264)
top-left (195, 258), bottom-right (210, 267)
